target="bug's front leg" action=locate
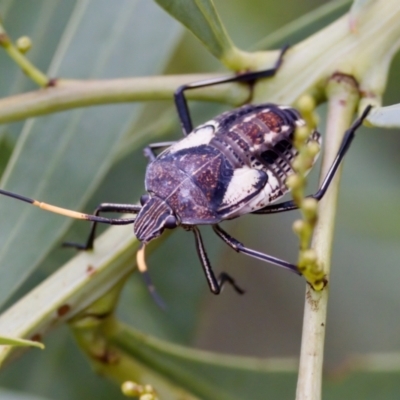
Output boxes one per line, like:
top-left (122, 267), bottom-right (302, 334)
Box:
top-left (174, 45), bottom-right (289, 136)
top-left (190, 226), bottom-right (244, 295)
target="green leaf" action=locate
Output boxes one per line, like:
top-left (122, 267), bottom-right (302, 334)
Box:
top-left (153, 0), bottom-right (242, 67)
top-left (0, 335), bottom-right (44, 349)
top-left (0, 326), bottom-right (123, 400)
top-left (0, 0), bottom-right (183, 307)
top-left (366, 104), bottom-right (400, 128)
top-left (0, 224), bottom-right (140, 366)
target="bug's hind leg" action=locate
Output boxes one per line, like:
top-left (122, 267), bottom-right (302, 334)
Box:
top-left (191, 226), bottom-right (245, 295)
top-left (174, 45), bottom-right (289, 136)
top-left (213, 224), bottom-right (300, 275)
top-left (63, 203), bottom-right (141, 250)
top-left (252, 105), bottom-right (373, 215)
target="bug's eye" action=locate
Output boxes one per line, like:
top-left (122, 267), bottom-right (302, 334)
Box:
top-left (140, 194), bottom-right (150, 205)
top-left (164, 215), bottom-right (177, 229)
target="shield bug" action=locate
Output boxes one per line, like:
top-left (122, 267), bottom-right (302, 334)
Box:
top-left (0, 48), bottom-right (372, 298)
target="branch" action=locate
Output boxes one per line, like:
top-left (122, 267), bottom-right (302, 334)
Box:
top-left (295, 74), bottom-right (360, 400)
top-left (0, 75), bottom-right (250, 124)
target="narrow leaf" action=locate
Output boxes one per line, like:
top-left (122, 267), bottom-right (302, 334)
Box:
top-left (153, 0), bottom-right (238, 63)
top-left (0, 0), bottom-right (183, 307)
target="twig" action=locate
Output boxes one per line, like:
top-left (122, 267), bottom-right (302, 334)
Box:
top-left (295, 74), bottom-right (360, 400)
top-left (0, 20), bottom-right (48, 87)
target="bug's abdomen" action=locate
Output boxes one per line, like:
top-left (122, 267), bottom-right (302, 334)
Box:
top-left (210, 104), bottom-right (321, 215)
top-left (212, 105), bottom-right (302, 169)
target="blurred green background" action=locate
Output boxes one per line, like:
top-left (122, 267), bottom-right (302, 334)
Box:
top-left (0, 0), bottom-right (399, 399)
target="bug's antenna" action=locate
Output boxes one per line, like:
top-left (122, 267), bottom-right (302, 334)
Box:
top-left (0, 189), bottom-right (137, 225)
top-left (136, 244), bottom-right (166, 308)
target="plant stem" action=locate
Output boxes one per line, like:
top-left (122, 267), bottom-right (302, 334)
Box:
top-left (0, 75), bottom-right (249, 124)
top-left (296, 74), bottom-right (360, 400)
top-left (0, 21), bottom-right (48, 87)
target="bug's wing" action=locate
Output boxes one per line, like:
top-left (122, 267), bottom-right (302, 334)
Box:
top-left (217, 167), bottom-right (268, 217)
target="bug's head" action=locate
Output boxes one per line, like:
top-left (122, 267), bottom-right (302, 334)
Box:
top-left (134, 194), bottom-right (178, 243)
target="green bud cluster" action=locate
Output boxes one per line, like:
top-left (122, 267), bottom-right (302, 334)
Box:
top-left (289, 95), bottom-right (325, 290)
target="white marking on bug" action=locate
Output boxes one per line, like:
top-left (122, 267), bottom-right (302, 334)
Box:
top-left (266, 171), bottom-right (280, 192)
top-left (281, 125), bottom-right (290, 132)
top-left (219, 167), bottom-right (265, 210)
top-left (235, 169), bottom-right (289, 215)
top-left (170, 125), bottom-right (215, 152)
top-left (263, 131), bottom-right (276, 144)
top-left (243, 115), bottom-right (256, 122)
top-left (295, 119), bottom-right (306, 127)
top-left (234, 192), bottom-right (270, 215)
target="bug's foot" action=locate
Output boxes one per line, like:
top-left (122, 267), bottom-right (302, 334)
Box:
top-left (219, 272), bottom-right (245, 295)
top-left (231, 282), bottom-right (245, 295)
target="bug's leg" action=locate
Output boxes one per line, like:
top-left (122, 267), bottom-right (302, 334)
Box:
top-left (0, 189), bottom-right (140, 226)
top-left (143, 141), bottom-right (177, 162)
top-left (252, 105), bottom-right (373, 215)
top-left (213, 224), bottom-right (300, 275)
top-left (175, 46), bottom-right (289, 136)
top-left (63, 203), bottom-right (141, 250)
top-left (191, 226), bottom-right (244, 295)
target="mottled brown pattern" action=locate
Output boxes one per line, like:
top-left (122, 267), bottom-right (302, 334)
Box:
top-left (234, 119), bottom-right (265, 145)
top-left (176, 151), bottom-right (210, 175)
top-left (257, 111), bottom-right (284, 132)
top-left (146, 161), bottom-right (186, 199)
top-left (191, 155), bottom-right (222, 202)
top-left (224, 130), bottom-right (251, 153)
top-left (146, 155), bottom-right (220, 224)
top-left (167, 179), bottom-right (218, 224)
